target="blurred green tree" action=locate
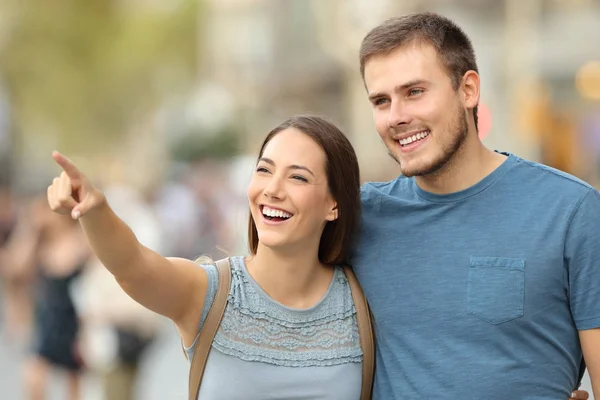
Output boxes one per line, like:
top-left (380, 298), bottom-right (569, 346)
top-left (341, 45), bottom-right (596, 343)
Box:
top-left (171, 126), bottom-right (240, 163)
top-left (0, 0), bottom-right (201, 155)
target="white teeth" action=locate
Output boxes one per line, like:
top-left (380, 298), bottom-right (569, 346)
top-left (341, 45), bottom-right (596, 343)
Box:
top-left (399, 130), bottom-right (429, 146)
top-left (262, 206), bottom-right (292, 219)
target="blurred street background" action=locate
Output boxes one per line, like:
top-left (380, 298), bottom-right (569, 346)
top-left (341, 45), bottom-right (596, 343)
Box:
top-left (0, 0), bottom-right (599, 398)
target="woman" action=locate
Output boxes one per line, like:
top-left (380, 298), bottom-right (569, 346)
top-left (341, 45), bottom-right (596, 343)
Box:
top-left (47, 115), bottom-right (366, 399)
top-left (2, 197), bottom-right (89, 400)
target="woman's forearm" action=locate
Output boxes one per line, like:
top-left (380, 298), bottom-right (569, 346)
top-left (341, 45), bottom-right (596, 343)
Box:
top-left (78, 199), bottom-right (146, 280)
top-left (47, 151), bottom-right (206, 326)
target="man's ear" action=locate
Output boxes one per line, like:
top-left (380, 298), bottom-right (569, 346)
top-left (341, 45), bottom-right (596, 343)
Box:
top-left (462, 70), bottom-right (480, 110)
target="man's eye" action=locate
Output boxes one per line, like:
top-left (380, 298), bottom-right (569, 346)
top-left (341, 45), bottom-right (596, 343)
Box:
top-left (408, 89), bottom-right (424, 96)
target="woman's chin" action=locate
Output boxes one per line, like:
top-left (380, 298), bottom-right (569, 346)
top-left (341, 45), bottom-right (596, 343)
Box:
top-left (256, 232), bottom-right (287, 249)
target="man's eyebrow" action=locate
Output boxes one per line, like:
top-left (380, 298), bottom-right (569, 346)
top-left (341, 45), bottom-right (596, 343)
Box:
top-left (258, 157), bottom-right (315, 177)
top-left (368, 79), bottom-right (430, 101)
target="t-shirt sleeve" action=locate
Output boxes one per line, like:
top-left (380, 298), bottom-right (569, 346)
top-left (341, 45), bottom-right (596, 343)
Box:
top-left (182, 263), bottom-right (219, 356)
top-left (565, 188), bottom-right (600, 330)
top-left (349, 184), bottom-right (381, 264)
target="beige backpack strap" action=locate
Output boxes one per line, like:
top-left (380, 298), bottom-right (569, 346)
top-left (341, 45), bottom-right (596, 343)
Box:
top-left (188, 258), bottom-right (231, 400)
top-left (343, 265), bottom-right (375, 400)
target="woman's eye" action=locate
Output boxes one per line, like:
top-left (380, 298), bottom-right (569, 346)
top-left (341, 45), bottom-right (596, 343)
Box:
top-left (292, 175), bottom-right (308, 182)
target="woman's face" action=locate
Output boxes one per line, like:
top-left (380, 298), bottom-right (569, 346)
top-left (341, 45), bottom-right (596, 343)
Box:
top-left (247, 128), bottom-right (338, 252)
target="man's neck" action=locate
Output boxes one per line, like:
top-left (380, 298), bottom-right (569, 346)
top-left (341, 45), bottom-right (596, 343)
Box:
top-left (415, 136), bottom-right (507, 195)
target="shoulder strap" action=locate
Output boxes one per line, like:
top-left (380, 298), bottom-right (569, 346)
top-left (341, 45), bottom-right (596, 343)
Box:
top-left (343, 265), bottom-right (375, 400)
top-left (188, 258), bottom-right (231, 400)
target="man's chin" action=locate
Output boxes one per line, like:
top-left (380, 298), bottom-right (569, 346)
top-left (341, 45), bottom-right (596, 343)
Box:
top-left (399, 161), bottom-right (421, 177)
top-left (389, 150), bottom-right (445, 177)
top-left (400, 167), bottom-right (421, 178)
top-left (400, 158), bottom-right (443, 178)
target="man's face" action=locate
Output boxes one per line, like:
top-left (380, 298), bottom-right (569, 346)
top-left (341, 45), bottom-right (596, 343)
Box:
top-left (364, 42), bottom-right (469, 177)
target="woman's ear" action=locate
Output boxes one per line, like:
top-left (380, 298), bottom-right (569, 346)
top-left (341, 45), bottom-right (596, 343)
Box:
top-left (326, 204), bottom-right (338, 222)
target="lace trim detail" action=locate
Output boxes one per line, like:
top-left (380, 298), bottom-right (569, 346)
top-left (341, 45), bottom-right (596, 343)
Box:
top-left (212, 257), bottom-right (362, 367)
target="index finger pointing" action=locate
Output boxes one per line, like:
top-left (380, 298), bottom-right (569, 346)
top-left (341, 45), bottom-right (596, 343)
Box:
top-left (52, 151), bottom-right (82, 183)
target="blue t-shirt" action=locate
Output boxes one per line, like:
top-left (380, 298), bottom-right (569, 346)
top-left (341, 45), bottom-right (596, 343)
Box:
top-left (351, 153), bottom-right (600, 399)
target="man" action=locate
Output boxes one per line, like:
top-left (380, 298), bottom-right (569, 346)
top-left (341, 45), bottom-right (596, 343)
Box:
top-left (350, 12), bottom-right (600, 399)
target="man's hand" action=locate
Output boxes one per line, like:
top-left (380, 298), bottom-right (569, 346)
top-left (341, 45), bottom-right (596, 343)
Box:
top-left (571, 389), bottom-right (589, 399)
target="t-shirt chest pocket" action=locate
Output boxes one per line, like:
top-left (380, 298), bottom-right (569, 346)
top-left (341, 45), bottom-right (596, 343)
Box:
top-left (467, 256), bottom-right (525, 324)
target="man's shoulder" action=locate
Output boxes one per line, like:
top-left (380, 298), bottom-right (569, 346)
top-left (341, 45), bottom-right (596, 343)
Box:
top-left (512, 155), bottom-right (592, 188)
top-left (360, 176), bottom-right (412, 199)
top-left (510, 155), bottom-right (594, 198)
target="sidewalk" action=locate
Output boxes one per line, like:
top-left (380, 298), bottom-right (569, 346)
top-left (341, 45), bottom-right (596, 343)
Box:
top-left (0, 321), bottom-right (189, 400)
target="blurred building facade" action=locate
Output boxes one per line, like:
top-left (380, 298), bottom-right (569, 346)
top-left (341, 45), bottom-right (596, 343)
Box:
top-left (196, 0), bottom-right (600, 182)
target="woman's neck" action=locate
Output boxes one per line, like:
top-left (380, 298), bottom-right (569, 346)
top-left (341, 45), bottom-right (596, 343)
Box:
top-left (245, 244), bottom-right (334, 309)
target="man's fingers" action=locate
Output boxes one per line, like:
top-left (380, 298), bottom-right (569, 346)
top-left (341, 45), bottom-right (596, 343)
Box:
top-left (52, 151), bottom-right (83, 184)
top-left (571, 390), bottom-right (589, 399)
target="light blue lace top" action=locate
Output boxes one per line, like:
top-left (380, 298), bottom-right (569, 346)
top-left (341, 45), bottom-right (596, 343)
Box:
top-left (184, 256), bottom-right (363, 400)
